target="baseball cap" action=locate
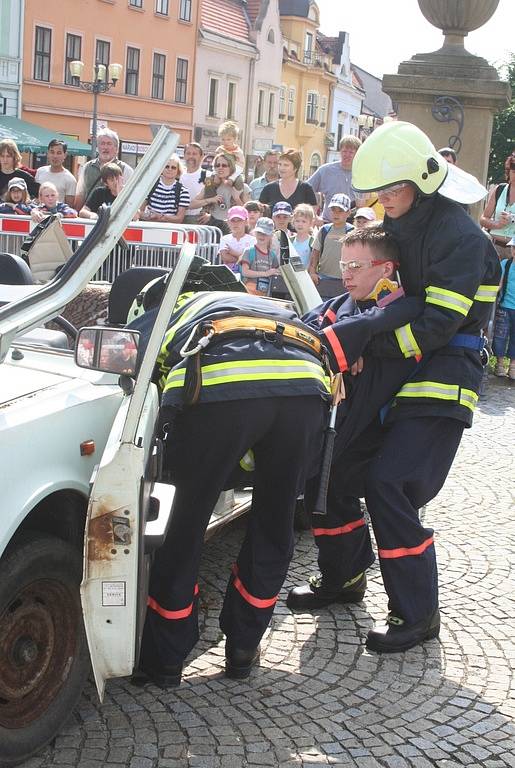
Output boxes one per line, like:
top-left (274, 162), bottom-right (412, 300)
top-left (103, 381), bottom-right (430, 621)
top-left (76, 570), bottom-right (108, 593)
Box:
top-left (328, 193), bottom-right (351, 211)
top-left (272, 201), bottom-right (293, 216)
top-left (227, 205), bottom-right (248, 221)
top-left (7, 177), bottom-right (28, 192)
top-left (354, 207), bottom-right (376, 221)
top-left (253, 217), bottom-right (274, 236)
top-left (508, 236), bottom-right (515, 246)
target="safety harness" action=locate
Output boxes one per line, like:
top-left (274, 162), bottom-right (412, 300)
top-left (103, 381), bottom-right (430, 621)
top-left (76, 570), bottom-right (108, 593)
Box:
top-left (178, 312), bottom-right (326, 405)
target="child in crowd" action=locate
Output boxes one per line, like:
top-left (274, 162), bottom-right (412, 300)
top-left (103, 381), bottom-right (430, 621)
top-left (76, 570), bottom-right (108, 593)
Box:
top-left (216, 121), bottom-right (245, 191)
top-left (31, 181), bottom-right (77, 223)
top-left (492, 235), bottom-right (515, 379)
top-left (292, 203), bottom-right (315, 268)
top-left (217, 206), bottom-right (256, 274)
top-left (79, 164), bottom-right (125, 219)
top-left (352, 207), bottom-right (377, 229)
top-left (241, 217), bottom-right (280, 295)
top-left (0, 177), bottom-right (35, 215)
top-left (308, 193), bottom-right (353, 298)
top-left (272, 201), bottom-right (294, 264)
top-left (244, 200), bottom-right (264, 232)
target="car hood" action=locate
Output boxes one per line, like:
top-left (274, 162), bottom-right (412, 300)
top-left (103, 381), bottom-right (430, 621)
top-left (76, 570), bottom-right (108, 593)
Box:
top-left (0, 362), bottom-right (68, 407)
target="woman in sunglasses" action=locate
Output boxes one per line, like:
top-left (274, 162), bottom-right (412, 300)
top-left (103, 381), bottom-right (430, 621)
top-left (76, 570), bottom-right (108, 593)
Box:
top-left (480, 153), bottom-right (515, 258)
top-left (140, 153), bottom-right (190, 223)
top-left (193, 151), bottom-right (250, 234)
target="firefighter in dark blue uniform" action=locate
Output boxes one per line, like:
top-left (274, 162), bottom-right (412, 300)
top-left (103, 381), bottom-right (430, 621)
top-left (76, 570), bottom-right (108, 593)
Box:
top-left (288, 122), bottom-right (501, 653)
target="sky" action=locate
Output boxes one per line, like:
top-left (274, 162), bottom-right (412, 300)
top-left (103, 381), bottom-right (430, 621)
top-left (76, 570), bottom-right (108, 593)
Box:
top-left (317, 0), bottom-right (514, 80)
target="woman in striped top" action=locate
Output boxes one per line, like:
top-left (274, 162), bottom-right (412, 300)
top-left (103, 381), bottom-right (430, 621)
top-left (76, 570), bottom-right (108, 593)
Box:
top-left (140, 154), bottom-right (190, 223)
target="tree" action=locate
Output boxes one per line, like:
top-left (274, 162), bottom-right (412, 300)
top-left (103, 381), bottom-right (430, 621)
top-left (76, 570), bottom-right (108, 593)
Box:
top-left (488, 54), bottom-right (515, 184)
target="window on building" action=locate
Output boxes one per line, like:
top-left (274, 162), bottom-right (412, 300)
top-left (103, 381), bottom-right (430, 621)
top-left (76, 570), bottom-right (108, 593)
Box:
top-left (96, 39), bottom-right (110, 68)
top-left (320, 95), bottom-right (327, 127)
top-left (257, 89), bottom-right (265, 126)
top-left (152, 53), bottom-right (166, 100)
top-left (155, 0), bottom-right (169, 14)
top-left (309, 152), bottom-right (321, 176)
top-left (288, 87), bottom-right (295, 120)
top-left (279, 87), bottom-right (286, 118)
top-left (64, 33), bottom-right (81, 86)
top-left (227, 82), bottom-right (236, 120)
top-left (267, 28), bottom-right (275, 43)
top-left (129, 0), bottom-right (143, 7)
top-left (304, 31), bottom-right (313, 64)
top-left (34, 26), bottom-right (51, 82)
top-left (268, 92), bottom-right (275, 127)
top-left (208, 78), bottom-right (218, 117)
top-left (175, 58), bottom-right (188, 103)
top-left (306, 91), bottom-right (318, 124)
top-left (179, 0), bottom-right (192, 21)
top-left (125, 47), bottom-right (140, 96)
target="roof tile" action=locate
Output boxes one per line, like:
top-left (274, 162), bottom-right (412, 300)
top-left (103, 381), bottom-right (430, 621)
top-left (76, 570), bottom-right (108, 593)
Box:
top-left (201, 0), bottom-right (250, 41)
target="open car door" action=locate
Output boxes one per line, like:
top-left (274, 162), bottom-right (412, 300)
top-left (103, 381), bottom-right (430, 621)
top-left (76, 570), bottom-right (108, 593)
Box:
top-left (80, 247), bottom-right (195, 701)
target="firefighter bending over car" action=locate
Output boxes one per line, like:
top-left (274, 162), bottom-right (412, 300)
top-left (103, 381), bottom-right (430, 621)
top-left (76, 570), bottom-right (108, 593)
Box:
top-left (289, 122), bottom-right (500, 654)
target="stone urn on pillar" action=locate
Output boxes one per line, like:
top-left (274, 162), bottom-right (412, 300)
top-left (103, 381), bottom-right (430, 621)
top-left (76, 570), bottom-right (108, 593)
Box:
top-left (382, 0), bottom-right (511, 195)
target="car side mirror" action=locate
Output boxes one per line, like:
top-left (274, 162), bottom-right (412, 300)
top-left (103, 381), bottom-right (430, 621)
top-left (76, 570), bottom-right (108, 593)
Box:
top-left (75, 327), bottom-right (140, 377)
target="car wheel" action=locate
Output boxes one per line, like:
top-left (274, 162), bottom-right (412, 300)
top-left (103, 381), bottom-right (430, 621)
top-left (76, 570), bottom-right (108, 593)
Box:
top-left (0, 534), bottom-right (89, 767)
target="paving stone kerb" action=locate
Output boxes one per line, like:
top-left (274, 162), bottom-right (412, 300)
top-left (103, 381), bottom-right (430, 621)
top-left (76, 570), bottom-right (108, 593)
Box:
top-left (28, 378), bottom-right (514, 768)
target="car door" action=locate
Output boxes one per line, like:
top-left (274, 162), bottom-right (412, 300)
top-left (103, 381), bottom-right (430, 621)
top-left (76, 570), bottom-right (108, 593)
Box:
top-left (80, 247), bottom-right (195, 701)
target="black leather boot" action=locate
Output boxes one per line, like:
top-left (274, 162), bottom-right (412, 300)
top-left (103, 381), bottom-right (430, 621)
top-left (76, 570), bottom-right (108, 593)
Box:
top-left (130, 662), bottom-right (183, 689)
top-left (286, 572), bottom-right (367, 610)
top-left (366, 608), bottom-right (440, 653)
top-left (225, 643), bottom-right (261, 679)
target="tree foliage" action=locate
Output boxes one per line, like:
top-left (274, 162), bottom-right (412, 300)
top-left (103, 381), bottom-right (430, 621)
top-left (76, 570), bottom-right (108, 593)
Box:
top-left (488, 55), bottom-right (515, 184)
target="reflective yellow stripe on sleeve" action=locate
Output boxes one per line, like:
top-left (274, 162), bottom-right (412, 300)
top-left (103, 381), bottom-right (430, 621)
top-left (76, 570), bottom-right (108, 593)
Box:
top-left (473, 284), bottom-right (498, 303)
top-left (459, 388), bottom-right (479, 411)
top-left (163, 358), bottom-right (331, 393)
top-left (425, 286), bottom-right (473, 316)
top-left (394, 323), bottom-right (421, 358)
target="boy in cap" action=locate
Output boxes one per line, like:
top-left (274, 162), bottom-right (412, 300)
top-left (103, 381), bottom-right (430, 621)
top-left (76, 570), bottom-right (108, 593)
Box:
top-left (353, 207), bottom-right (377, 229)
top-left (308, 193), bottom-right (353, 298)
top-left (0, 177), bottom-right (35, 215)
top-left (241, 217), bottom-right (280, 294)
top-left (272, 201), bottom-right (294, 265)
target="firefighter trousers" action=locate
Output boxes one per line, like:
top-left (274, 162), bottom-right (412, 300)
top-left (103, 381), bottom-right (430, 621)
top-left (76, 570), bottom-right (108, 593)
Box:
top-left (140, 395), bottom-right (326, 671)
top-left (305, 415), bottom-right (464, 625)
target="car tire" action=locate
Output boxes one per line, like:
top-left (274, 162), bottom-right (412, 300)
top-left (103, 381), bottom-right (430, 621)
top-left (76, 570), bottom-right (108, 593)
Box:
top-left (0, 534), bottom-right (90, 767)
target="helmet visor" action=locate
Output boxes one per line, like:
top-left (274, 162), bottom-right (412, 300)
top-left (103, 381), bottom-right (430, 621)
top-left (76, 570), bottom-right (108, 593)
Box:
top-left (437, 164), bottom-right (488, 204)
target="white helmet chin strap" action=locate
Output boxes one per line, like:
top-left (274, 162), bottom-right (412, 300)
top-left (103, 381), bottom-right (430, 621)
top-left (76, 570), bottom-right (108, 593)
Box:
top-left (438, 164), bottom-right (488, 205)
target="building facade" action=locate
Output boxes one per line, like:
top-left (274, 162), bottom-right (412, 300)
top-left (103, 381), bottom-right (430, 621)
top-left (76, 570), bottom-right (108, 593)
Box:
top-left (0, 0), bottom-right (24, 117)
top-left (276, 0), bottom-right (337, 177)
top-left (193, 0), bottom-right (283, 172)
top-left (22, 0), bottom-right (200, 165)
top-left (320, 31), bottom-right (363, 164)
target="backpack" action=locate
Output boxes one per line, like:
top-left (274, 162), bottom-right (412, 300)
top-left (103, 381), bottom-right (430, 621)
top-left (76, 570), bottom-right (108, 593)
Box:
top-left (499, 258), bottom-right (512, 304)
top-left (494, 183), bottom-right (508, 207)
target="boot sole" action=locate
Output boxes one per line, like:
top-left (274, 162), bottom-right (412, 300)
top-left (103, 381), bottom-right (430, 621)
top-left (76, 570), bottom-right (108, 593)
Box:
top-left (225, 654), bottom-right (260, 679)
top-left (366, 625), bottom-right (440, 654)
top-left (130, 669), bottom-right (182, 689)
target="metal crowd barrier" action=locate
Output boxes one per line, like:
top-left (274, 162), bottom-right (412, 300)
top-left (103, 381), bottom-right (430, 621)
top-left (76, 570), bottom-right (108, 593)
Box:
top-left (0, 215), bottom-right (222, 283)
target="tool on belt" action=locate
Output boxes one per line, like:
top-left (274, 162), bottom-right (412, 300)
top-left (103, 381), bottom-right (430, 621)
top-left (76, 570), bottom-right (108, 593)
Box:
top-left (178, 313), bottom-right (325, 405)
top-left (312, 372), bottom-right (345, 516)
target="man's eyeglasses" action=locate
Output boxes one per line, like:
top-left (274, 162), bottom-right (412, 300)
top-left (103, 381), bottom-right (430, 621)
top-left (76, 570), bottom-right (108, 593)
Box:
top-left (339, 259), bottom-right (387, 272)
top-left (376, 183), bottom-right (410, 199)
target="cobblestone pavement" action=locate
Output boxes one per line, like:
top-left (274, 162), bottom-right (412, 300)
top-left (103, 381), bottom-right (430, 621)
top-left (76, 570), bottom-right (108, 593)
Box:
top-left (24, 377), bottom-right (514, 768)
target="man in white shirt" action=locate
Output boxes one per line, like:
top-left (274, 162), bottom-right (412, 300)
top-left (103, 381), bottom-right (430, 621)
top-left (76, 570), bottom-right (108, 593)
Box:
top-left (74, 128), bottom-right (133, 210)
top-left (35, 139), bottom-right (77, 206)
top-left (307, 135), bottom-right (361, 223)
top-left (180, 142), bottom-right (210, 224)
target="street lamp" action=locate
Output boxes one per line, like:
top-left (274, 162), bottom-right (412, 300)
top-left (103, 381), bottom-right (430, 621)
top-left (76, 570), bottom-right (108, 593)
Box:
top-left (69, 60), bottom-right (123, 158)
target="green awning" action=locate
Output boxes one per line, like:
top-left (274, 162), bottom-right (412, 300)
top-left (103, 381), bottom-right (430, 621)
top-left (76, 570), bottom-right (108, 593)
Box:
top-left (0, 116), bottom-right (91, 156)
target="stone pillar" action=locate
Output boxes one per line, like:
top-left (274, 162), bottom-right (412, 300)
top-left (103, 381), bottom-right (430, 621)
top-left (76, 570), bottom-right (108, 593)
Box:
top-left (382, 0), bottom-right (511, 192)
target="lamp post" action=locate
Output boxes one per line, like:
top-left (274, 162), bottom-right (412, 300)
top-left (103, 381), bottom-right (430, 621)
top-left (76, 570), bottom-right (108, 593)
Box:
top-left (68, 60), bottom-right (123, 158)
